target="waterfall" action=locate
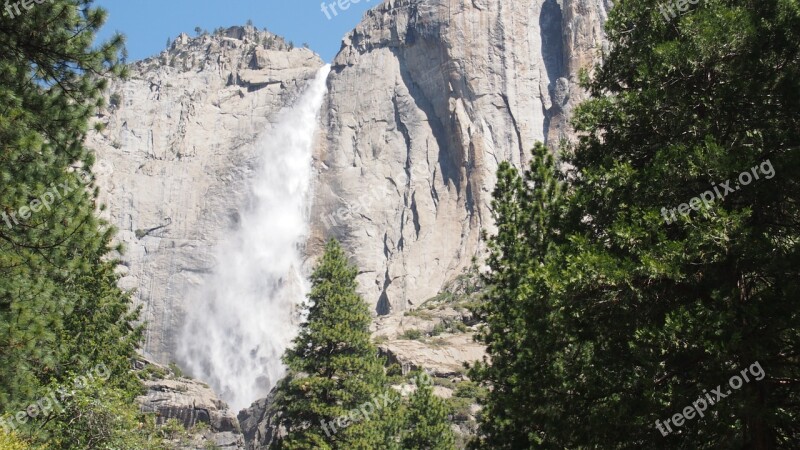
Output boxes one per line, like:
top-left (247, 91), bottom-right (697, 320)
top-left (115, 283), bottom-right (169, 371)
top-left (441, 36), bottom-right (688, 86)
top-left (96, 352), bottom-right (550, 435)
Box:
top-left (178, 65), bottom-right (331, 411)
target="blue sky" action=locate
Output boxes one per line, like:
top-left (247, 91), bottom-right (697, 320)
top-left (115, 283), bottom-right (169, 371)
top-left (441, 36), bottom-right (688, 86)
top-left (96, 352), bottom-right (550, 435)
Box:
top-left (94, 0), bottom-right (381, 62)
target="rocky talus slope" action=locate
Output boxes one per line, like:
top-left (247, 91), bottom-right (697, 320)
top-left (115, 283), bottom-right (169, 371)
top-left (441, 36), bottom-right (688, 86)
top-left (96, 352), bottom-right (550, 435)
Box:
top-left (134, 359), bottom-right (245, 449)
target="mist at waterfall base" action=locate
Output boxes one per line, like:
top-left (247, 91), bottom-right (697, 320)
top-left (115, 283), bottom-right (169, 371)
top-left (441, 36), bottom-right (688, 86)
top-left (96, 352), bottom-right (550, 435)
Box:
top-left (178, 65), bottom-right (331, 412)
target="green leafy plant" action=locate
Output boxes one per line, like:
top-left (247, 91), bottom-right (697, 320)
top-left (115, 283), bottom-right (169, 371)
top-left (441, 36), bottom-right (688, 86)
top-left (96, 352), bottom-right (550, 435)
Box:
top-left (399, 329), bottom-right (423, 340)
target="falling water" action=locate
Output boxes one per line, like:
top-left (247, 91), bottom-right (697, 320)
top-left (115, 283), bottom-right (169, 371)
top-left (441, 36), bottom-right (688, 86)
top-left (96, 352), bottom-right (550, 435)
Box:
top-left (178, 65), bottom-right (331, 411)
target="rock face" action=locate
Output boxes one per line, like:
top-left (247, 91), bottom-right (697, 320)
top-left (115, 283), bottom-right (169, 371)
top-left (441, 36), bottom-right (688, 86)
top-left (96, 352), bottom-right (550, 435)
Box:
top-left (89, 1), bottom-right (608, 363)
top-left (88, 26), bottom-right (324, 362)
top-left (309, 0), bottom-right (609, 314)
top-left (135, 360), bottom-right (246, 449)
top-left (237, 390), bottom-right (286, 450)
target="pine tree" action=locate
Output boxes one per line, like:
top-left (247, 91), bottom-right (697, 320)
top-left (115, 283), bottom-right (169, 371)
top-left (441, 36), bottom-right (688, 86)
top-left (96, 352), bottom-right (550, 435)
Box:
top-left (0, 0), bottom-right (147, 447)
top-left (469, 143), bottom-right (569, 449)
top-left (271, 239), bottom-right (397, 449)
top-left (402, 371), bottom-right (456, 450)
top-left (475, 0), bottom-right (799, 448)
top-left (560, 0), bottom-right (799, 446)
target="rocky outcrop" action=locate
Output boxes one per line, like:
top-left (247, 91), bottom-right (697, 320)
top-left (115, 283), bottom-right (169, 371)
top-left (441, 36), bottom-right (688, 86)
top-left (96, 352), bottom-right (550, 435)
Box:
top-left (237, 390), bottom-right (286, 450)
top-left (375, 269), bottom-right (485, 378)
top-left (310, 0), bottom-right (609, 314)
top-left (88, 26), bottom-right (324, 363)
top-left (548, 0), bottom-right (611, 143)
top-left (135, 360), bottom-right (245, 449)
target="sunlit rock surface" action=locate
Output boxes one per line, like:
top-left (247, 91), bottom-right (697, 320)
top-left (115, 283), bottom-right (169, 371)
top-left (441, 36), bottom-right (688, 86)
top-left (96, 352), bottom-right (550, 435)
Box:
top-left (310, 0), bottom-right (609, 314)
top-left (89, 26), bottom-right (324, 363)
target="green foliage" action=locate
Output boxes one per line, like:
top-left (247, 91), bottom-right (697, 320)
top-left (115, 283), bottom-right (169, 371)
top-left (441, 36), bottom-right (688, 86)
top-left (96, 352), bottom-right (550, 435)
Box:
top-left (0, 0), bottom-right (152, 447)
top-left (270, 240), bottom-right (398, 449)
top-left (401, 372), bottom-right (456, 450)
top-left (432, 377), bottom-right (455, 388)
top-left (109, 92), bottom-right (122, 109)
top-left (404, 309), bottom-right (435, 320)
top-left (0, 0), bottom-right (132, 408)
top-left (32, 380), bottom-right (163, 449)
top-left (469, 143), bottom-right (567, 449)
top-left (431, 323), bottom-right (447, 336)
top-left (168, 362), bottom-right (184, 378)
top-left (446, 381), bottom-right (486, 426)
top-left (137, 363), bottom-right (168, 381)
top-left (0, 429), bottom-right (39, 450)
top-left (191, 420), bottom-right (210, 433)
top-left (385, 363), bottom-right (403, 378)
top-left (452, 381), bottom-right (485, 400)
top-left (400, 328), bottom-right (423, 340)
top-left (473, 0), bottom-right (800, 448)
top-left (159, 418), bottom-right (185, 440)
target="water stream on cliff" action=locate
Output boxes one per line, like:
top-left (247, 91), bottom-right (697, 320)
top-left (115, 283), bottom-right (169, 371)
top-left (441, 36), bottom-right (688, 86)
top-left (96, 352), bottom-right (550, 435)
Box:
top-left (178, 65), bottom-right (331, 412)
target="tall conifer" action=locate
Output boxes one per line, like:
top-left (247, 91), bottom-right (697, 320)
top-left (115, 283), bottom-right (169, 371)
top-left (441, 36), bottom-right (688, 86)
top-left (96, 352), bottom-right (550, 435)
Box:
top-left (272, 240), bottom-right (396, 449)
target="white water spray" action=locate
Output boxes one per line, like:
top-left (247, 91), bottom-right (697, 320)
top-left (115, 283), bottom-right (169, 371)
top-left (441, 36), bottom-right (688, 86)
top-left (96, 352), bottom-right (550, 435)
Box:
top-left (178, 65), bottom-right (330, 411)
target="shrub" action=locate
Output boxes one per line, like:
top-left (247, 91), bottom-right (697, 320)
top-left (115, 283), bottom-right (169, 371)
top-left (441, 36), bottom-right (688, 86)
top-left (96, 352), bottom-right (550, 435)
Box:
top-left (109, 92), bottom-right (122, 109)
top-left (0, 430), bottom-right (36, 450)
top-left (400, 329), bottom-right (423, 340)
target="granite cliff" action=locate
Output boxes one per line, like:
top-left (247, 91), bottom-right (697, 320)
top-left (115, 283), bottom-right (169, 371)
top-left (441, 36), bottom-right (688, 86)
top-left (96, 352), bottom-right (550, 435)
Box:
top-left (88, 26), bottom-right (324, 364)
top-left (311, 0), bottom-right (609, 316)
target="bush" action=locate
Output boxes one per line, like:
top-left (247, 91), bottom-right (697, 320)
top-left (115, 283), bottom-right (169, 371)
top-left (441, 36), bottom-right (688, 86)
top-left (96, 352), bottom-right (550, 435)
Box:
top-left (404, 309), bottom-right (434, 320)
top-left (36, 380), bottom-right (165, 449)
top-left (431, 323), bottom-right (447, 336)
top-left (386, 363), bottom-right (403, 377)
top-left (109, 92), bottom-right (122, 109)
top-left (0, 430), bottom-right (36, 450)
top-left (400, 329), bottom-right (423, 340)
top-left (453, 381), bottom-right (486, 399)
top-left (168, 362), bottom-right (184, 378)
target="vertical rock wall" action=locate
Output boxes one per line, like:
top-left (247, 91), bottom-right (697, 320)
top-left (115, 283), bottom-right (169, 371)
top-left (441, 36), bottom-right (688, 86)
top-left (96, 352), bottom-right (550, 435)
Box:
top-left (89, 27), bottom-right (324, 362)
top-left (310, 0), bottom-right (609, 313)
